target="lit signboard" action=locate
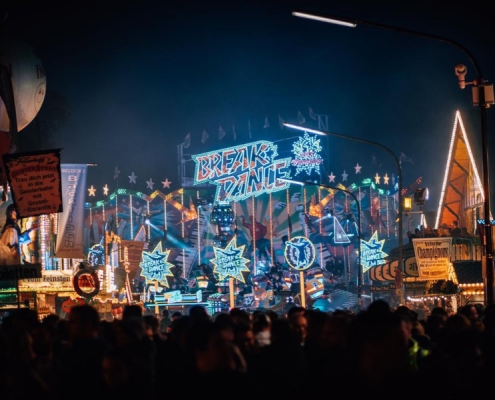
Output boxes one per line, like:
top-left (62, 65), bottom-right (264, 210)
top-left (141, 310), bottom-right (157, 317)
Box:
top-left (192, 140), bottom-right (291, 202)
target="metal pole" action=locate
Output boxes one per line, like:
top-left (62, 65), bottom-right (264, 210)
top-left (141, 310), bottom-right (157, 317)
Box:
top-left (283, 124), bottom-right (402, 305)
top-left (291, 9), bottom-right (493, 306)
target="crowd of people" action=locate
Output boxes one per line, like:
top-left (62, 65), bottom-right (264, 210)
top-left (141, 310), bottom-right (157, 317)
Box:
top-left (1, 299), bottom-right (494, 400)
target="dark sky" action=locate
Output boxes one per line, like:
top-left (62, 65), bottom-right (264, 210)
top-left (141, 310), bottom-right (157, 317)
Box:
top-left (2, 0), bottom-right (495, 215)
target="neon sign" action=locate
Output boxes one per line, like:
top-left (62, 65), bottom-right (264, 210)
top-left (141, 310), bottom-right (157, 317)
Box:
top-left (139, 242), bottom-right (174, 287)
top-left (192, 140), bottom-right (291, 202)
top-left (360, 231), bottom-right (388, 273)
top-left (291, 132), bottom-right (323, 176)
top-left (211, 237), bottom-right (250, 282)
top-left (284, 236), bottom-right (316, 271)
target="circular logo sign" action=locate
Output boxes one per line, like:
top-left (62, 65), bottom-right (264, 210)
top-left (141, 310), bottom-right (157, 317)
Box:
top-left (73, 268), bottom-right (100, 298)
top-left (284, 236), bottom-right (316, 271)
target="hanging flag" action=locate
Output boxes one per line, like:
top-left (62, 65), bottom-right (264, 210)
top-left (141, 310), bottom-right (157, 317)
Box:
top-left (201, 129), bottom-right (209, 144)
top-left (248, 119), bottom-right (252, 138)
top-left (55, 164), bottom-right (88, 259)
top-left (232, 125), bottom-right (237, 141)
top-left (278, 115), bottom-right (285, 130)
top-left (372, 154), bottom-right (382, 168)
top-left (263, 116), bottom-right (269, 129)
top-left (297, 111), bottom-right (306, 125)
top-left (219, 126), bottom-right (226, 140)
top-left (183, 132), bottom-right (191, 148)
top-left (113, 166), bottom-right (120, 180)
top-left (400, 152), bottom-right (414, 164)
top-left (308, 107), bottom-right (317, 120)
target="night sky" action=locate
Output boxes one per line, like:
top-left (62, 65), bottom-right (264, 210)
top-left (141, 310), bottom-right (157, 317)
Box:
top-left (2, 0), bottom-right (495, 215)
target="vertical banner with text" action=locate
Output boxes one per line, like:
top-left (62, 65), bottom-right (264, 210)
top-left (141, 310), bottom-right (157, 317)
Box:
top-left (55, 164), bottom-right (88, 259)
top-left (2, 149), bottom-right (63, 218)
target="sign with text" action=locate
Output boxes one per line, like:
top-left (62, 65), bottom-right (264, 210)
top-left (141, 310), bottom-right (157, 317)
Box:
top-left (0, 263), bottom-right (42, 281)
top-left (3, 149), bottom-right (63, 218)
top-left (55, 164), bottom-right (87, 259)
top-left (413, 237), bottom-right (452, 281)
top-left (192, 140), bottom-right (291, 202)
top-left (18, 269), bottom-right (73, 291)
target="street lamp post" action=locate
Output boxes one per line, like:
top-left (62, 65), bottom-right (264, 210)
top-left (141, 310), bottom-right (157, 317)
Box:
top-left (282, 178), bottom-right (363, 311)
top-left (291, 9), bottom-right (494, 306)
top-left (283, 123), bottom-right (404, 304)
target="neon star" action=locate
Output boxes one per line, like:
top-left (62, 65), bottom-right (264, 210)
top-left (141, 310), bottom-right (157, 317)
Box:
top-left (374, 173), bottom-right (381, 184)
top-left (354, 163), bottom-right (362, 174)
top-left (88, 185), bottom-right (96, 196)
top-left (328, 172), bottom-right (336, 183)
top-left (383, 174), bottom-right (390, 185)
top-left (341, 170), bottom-right (348, 182)
top-left (103, 184), bottom-right (109, 196)
top-left (129, 172), bottom-right (137, 184)
top-left (146, 179), bottom-right (154, 190)
top-left (162, 178), bottom-right (171, 189)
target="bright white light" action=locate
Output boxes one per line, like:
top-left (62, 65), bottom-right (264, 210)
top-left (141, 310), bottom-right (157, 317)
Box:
top-left (292, 11), bottom-right (357, 28)
top-left (283, 123), bottom-right (326, 136)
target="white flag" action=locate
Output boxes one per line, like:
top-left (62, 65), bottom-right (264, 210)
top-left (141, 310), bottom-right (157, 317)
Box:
top-left (297, 111), bottom-right (306, 125)
top-left (278, 115), bottom-right (285, 129)
top-left (219, 126), bottom-right (226, 140)
top-left (201, 130), bottom-right (209, 144)
top-left (263, 116), bottom-right (269, 129)
top-left (183, 132), bottom-right (191, 148)
top-left (309, 107), bottom-right (317, 120)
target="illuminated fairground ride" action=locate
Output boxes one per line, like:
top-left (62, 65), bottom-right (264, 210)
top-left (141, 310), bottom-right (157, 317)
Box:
top-left (78, 175), bottom-right (401, 313)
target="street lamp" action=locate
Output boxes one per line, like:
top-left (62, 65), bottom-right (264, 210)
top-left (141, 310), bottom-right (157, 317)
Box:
top-left (281, 177), bottom-right (363, 310)
top-left (291, 9), bottom-right (494, 305)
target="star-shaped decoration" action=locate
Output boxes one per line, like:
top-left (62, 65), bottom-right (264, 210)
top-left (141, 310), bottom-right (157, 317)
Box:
top-left (374, 173), bottom-right (381, 184)
top-left (328, 172), bottom-right (336, 183)
top-left (354, 163), bottom-right (362, 174)
top-left (129, 172), bottom-right (137, 184)
top-left (211, 237), bottom-right (250, 283)
top-left (383, 173), bottom-right (390, 185)
top-left (162, 178), bottom-right (171, 189)
top-left (146, 178), bottom-right (154, 190)
top-left (139, 242), bottom-right (174, 287)
top-left (360, 231), bottom-right (388, 273)
top-left (341, 170), bottom-right (348, 182)
top-left (88, 185), bottom-right (96, 196)
top-left (103, 184), bottom-right (109, 196)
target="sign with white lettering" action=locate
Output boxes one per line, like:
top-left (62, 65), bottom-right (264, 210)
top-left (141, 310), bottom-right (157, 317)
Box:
top-left (192, 140), bottom-right (291, 202)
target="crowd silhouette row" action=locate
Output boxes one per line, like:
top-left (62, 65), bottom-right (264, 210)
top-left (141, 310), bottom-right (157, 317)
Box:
top-left (1, 299), bottom-right (494, 400)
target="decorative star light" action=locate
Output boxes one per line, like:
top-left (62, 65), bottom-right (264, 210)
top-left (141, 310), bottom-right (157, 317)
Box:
top-left (354, 163), bottom-right (362, 174)
top-left (88, 185), bottom-right (96, 196)
top-left (139, 242), bottom-right (174, 287)
top-left (162, 178), bottom-right (171, 189)
top-left (328, 172), bottom-right (336, 183)
top-left (290, 132), bottom-right (323, 176)
top-left (146, 178), bottom-right (154, 190)
top-left (103, 184), bottom-right (109, 196)
top-left (211, 237), bottom-right (250, 282)
top-left (374, 173), bottom-right (381, 184)
top-left (341, 170), bottom-right (348, 182)
top-left (383, 173), bottom-right (390, 185)
top-left (360, 231), bottom-right (388, 273)
top-left (129, 172), bottom-right (137, 184)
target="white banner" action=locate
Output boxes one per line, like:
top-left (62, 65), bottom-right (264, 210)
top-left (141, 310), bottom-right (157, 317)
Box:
top-left (55, 164), bottom-right (88, 259)
top-left (412, 237), bottom-right (452, 280)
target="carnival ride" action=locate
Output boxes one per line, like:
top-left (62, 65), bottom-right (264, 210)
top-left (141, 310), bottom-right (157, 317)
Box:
top-left (80, 176), bottom-right (402, 312)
